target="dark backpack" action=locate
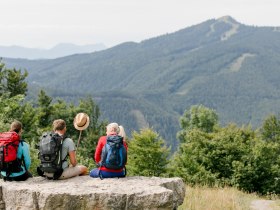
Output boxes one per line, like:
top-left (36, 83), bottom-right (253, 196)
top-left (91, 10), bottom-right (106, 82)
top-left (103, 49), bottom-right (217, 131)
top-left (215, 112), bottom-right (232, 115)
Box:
top-left (37, 132), bottom-right (65, 179)
top-left (99, 135), bottom-right (127, 170)
top-left (0, 131), bottom-right (23, 177)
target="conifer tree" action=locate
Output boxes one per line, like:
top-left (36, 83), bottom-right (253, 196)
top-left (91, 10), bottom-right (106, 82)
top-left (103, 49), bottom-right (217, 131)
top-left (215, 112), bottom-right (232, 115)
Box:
top-left (261, 114), bottom-right (280, 143)
top-left (6, 68), bottom-right (28, 97)
top-left (177, 104), bottom-right (218, 143)
top-left (127, 128), bottom-right (170, 177)
top-left (36, 90), bottom-right (53, 128)
top-left (0, 61), bottom-right (28, 97)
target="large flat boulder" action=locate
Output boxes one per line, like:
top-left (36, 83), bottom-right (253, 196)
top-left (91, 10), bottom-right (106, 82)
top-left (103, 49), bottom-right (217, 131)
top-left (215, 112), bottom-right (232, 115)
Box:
top-left (0, 176), bottom-right (185, 210)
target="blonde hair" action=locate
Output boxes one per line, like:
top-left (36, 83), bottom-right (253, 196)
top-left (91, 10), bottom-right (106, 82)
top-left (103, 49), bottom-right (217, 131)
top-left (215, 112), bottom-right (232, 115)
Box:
top-left (10, 120), bottom-right (22, 133)
top-left (106, 122), bottom-right (119, 133)
top-left (118, 125), bottom-right (126, 138)
top-left (53, 119), bottom-right (66, 131)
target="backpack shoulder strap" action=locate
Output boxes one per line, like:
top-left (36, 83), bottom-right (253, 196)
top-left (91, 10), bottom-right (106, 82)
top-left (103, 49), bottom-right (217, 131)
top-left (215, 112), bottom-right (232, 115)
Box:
top-left (20, 139), bottom-right (25, 146)
top-left (60, 136), bottom-right (69, 162)
top-left (19, 139), bottom-right (27, 171)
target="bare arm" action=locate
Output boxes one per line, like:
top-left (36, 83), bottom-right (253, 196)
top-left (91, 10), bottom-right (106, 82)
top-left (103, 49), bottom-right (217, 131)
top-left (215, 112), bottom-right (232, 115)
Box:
top-left (69, 150), bottom-right (77, 167)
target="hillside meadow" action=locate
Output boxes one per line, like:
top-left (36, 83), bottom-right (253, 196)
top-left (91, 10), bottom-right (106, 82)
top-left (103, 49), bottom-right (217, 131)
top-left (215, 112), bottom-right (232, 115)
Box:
top-left (179, 185), bottom-right (280, 210)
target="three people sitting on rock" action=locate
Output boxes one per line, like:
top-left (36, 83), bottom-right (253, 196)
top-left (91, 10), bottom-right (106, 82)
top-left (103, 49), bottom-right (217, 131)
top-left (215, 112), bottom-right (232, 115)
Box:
top-left (1, 113), bottom-right (127, 181)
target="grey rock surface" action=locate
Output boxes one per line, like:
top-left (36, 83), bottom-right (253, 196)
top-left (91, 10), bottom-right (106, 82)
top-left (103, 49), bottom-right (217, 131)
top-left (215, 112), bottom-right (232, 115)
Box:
top-left (0, 176), bottom-right (185, 210)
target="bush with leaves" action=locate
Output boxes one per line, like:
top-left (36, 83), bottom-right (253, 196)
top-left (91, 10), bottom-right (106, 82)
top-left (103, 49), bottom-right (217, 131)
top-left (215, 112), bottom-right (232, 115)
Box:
top-left (231, 139), bottom-right (280, 194)
top-left (169, 128), bottom-right (218, 185)
top-left (127, 128), bottom-right (170, 177)
top-left (177, 104), bottom-right (218, 143)
top-left (261, 114), bottom-right (280, 143)
top-left (171, 105), bottom-right (280, 194)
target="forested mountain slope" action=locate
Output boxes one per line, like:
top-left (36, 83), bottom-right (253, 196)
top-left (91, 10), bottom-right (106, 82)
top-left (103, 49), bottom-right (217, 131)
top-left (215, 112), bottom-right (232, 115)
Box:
top-left (4, 16), bottom-right (280, 150)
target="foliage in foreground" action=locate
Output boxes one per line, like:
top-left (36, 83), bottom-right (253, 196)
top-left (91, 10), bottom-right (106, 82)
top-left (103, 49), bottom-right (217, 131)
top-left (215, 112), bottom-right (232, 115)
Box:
top-left (170, 105), bottom-right (280, 194)
top-left (127, 128), bottom-right (170, 177)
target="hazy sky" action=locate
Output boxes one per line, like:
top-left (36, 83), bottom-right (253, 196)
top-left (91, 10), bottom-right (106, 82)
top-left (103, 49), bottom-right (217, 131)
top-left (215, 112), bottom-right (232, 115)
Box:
top-left (1, 0), bottom-right (279, 49)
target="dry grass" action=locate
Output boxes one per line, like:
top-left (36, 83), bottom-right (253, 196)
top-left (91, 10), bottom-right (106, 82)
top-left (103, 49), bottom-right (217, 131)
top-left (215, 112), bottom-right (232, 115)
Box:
top-left (178, 185), bottom-right (259, 210)
top-left (271, 200), bottom-right (280, 210)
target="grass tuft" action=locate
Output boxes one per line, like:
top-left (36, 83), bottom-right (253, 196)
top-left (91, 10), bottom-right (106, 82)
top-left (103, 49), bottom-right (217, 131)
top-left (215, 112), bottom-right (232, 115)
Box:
top-left (178, 185), bottom-right (259, 210)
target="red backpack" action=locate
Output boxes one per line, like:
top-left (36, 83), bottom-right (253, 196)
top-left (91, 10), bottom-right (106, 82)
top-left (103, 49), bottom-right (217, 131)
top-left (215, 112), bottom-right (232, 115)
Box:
top-left (0, 131), bottom-right (22, 176)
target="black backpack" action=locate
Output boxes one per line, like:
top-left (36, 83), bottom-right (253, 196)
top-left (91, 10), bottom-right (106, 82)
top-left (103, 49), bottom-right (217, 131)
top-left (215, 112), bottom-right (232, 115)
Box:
top-left (37, 132), bottom-right (65, 179)
top-left (99, 135), bottom-right (127, 170)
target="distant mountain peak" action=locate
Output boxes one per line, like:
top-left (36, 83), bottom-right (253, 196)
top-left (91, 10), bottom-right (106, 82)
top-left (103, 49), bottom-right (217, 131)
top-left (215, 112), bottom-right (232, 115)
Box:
top-left (217, 16), bottom-right (239, 24)
top-left (0, 43), bottom-right (106, 59)
top-left (210, 16), bottom-right (240, 41)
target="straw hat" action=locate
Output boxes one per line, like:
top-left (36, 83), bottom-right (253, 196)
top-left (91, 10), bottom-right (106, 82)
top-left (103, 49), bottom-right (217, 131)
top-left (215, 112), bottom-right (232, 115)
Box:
top-left (73, 113), bottom-right (90, 130)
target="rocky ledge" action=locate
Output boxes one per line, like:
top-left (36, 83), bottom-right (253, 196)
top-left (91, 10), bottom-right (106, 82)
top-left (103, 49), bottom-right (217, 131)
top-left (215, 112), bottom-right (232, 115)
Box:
top-left (0, 176), bottom-right (185, 210)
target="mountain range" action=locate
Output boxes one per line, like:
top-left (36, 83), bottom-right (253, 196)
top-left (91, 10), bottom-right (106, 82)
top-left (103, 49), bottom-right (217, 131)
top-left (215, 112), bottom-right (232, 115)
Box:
top-left (3, 16), bottom-right (280, 150)
top-left (0, 43), bottom-right (106, 59)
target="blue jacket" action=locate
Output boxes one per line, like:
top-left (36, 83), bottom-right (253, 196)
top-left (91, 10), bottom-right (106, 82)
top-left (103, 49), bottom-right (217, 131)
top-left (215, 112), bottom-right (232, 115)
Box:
top-left (1, 140), bottom-right (31, 177)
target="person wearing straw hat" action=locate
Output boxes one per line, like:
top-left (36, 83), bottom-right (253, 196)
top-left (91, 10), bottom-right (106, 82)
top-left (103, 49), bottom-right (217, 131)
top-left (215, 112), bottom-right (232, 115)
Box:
top-left (44, 118), bottom-right (88, 179)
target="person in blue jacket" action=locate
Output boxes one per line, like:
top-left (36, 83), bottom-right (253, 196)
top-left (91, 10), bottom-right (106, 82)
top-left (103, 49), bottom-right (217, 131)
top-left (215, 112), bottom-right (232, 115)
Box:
top-left (1, 120), bottom-right (32, 181)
